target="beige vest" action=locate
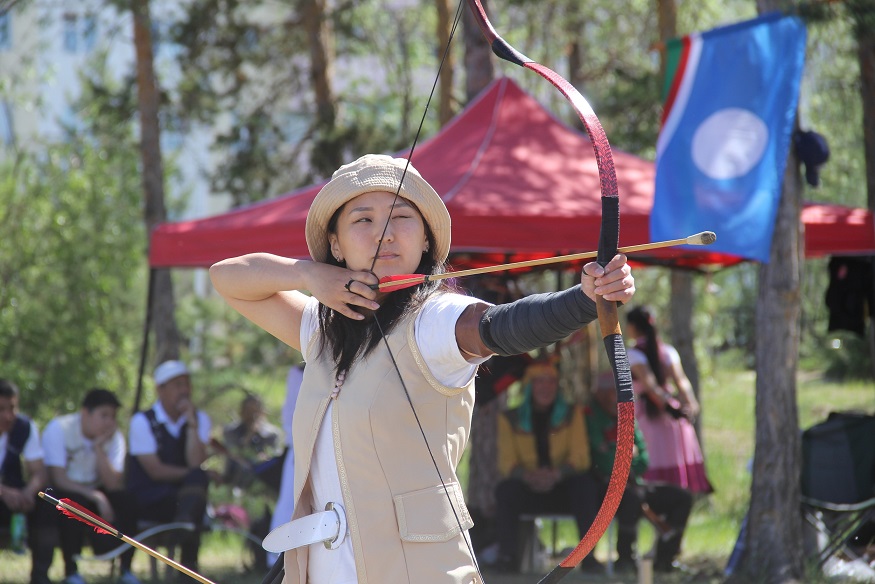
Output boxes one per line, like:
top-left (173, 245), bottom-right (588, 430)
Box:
top-left (284, 307), bottom-right (480, 584)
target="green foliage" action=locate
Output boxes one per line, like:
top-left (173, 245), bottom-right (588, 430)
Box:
top-left (0, 46), bottom-right (152, 418)
top-left (486, 0), bottom-right (661, 154)
top-left (802, 14), bottom-right (866, 209)
top-left (675, 1), bottom-right (756, 34)
top-left (0, 144), bottom-right (146, 418)
top-left (801, 0), bottom-right (875, 41)
top-left (169, 0), bottom-right (442, 205)
top-left (701, 265), bottom-right (759, 369)
top-left (818, 330), bottom-right (875, 380)
top-left (796, 12), bottom-right (870, 375)
top-left (174, 278), bottom-right (301, 377)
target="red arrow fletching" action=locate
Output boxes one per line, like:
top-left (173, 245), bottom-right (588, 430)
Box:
top-left (376, 274), bottom-right (427, 292)
top-left (58, 498), bottom-right (115, 535)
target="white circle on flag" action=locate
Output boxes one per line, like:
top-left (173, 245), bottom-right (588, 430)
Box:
top-left (691, 108), bottom-right (768, 180)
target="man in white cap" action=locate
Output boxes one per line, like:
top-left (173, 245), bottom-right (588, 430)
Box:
top-left (126, 360), bottom-right (212, 574)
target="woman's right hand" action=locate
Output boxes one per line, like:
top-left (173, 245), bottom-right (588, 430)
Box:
top-left (302, 261), bottom-right (381, 321)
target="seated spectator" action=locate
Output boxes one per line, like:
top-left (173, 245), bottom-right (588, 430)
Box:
top-left (493, 359), bottom-right (600, 573)
top-left (587, 372), bottom-right (693, 573)
top-left (126, 360), bottom-right (212, 574)
top-left (0, 379), bottom-right (54, 584)
top-left (467, 352), bottom-right (529, 560)
top-left (220, 392), bottom-right (282, 490)
top-left (42, 388), bottom-right (141, 584)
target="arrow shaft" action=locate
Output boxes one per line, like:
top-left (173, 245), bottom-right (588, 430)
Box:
top-left (40, 492), bottom-right (218, 584)
top-left (377, 232), bottom-right (714, 290)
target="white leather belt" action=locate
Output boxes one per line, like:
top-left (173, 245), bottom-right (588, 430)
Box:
top-left (262, 502), bottom-right (347, 553)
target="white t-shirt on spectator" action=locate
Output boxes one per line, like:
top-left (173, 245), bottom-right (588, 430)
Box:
top-left (129, 402), bottom-right (211, 456)
top-left (42, 413), bottom-right (126, 486)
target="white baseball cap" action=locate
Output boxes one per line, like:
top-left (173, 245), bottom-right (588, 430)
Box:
top-left (154, 360), bottom-right (189, 386)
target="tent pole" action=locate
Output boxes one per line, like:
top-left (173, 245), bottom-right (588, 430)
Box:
top-left (133, 268), bottom-right (156, 415)
top-left (869, 258), bottom-right (875, 381)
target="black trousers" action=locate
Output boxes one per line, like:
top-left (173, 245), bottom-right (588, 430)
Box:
top-left (494, 472), bottom-right (600, 566)
top-left (52, 488), bottom-right (140, 575)
top-left (1, 492), bottom-right (57, 584)
top-left (140, 468), bottom-right (209, 572)
top-left (612, 481), bottom-right (693, 568)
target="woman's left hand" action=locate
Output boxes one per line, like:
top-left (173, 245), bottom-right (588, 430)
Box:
top-left (581, 253), bottom-right (635, 304)
top-left (681, 401), bottom-right (700, 421)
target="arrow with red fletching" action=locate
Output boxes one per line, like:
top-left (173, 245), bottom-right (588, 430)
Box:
top-left (374, 231), bottom-right (716, 292)
top-left (40, 491), bottom-right (219, 584)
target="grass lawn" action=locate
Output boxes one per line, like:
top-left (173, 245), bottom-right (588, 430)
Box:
top-left (1, 367), bottom-right (871, 584)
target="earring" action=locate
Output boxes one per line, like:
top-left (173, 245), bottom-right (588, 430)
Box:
top-left (423, 243), bottom-right (430, 253)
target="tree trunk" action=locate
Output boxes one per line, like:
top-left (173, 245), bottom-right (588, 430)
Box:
top-left (669, 270), bottom-right (702, 430)
top-left (744, 144), bottom-right (805, 584)
top-left (435, 0), bottom-right (455, 126)
top-left (859, 14), bottom-right (875, 212)
top-left (301, 0), bottom-right (340, 175)
top-left (463, 0), bottom-right (494, 102)
top-left (656, 0), bottom-right (677, 79)
top-left (656, 0), bottom-right (703, 435)
top-left (857, 8), bottom-right (875, 379)
top-left (132, 0), bottom-right (180, 365)
top-left (735, 3), bottom-right (806, 580)
top-left (739, 7), bottom-right (806, 579)
top-left (567, 2), bottom-right (584, 91)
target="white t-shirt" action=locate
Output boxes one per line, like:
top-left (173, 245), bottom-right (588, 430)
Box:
top-left (0, 419), bottom-right (43, 471)
top-left (299, 293), bottom-right (487, 584)
top-left (129, 402), bottom-right (211, 456)
top-left (42, 413), bottom-right (126, 486)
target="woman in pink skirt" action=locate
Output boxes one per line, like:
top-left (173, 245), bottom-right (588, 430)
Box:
top-left (625, 306), bottom-right (713, 494)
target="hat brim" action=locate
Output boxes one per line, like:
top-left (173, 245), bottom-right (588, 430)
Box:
top-left (306, 155), bottom-right (451, 263)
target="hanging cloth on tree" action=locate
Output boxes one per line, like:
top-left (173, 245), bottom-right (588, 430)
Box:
top-left (825, 256), bottom-right (875, 336)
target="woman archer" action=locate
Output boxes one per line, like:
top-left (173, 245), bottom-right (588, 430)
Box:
top-left (209, 154), bottom-right (636, 583)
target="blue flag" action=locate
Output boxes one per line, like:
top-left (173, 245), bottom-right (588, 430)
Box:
top-left (653, 13), bottom-right (807, 262)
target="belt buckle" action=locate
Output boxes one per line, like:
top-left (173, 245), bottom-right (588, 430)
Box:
top-left (324, 502), bottom-right (347, 550)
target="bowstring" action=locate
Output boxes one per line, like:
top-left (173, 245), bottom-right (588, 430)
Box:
top-left (369, 0), bottom-right (465, 272)
top-left (368, 0), bottom-right (485, 581)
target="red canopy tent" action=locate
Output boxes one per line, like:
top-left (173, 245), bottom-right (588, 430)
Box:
top-left (149, 77), bottom-right (875, 271)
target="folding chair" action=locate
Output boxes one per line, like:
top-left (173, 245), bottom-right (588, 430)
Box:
top-left (800, 411), bottom-right (875, 569)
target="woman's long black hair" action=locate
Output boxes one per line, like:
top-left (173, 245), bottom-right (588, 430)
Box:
top-left (316, 206), bottom-right (450, 377)
top-left (626, 305), bottom-right (666, 387)
top-left (627, 305), bottom-right (679, 419)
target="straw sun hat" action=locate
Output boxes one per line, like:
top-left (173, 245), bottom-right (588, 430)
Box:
top-left (305, 154), bottom-right (451, 263)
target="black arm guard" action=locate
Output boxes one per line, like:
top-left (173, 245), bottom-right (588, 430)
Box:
top-left (478, 285), bottom-right (599, 356)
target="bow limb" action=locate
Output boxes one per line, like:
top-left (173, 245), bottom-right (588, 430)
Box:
top-left (466, 2), bottom-right (635, 581)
